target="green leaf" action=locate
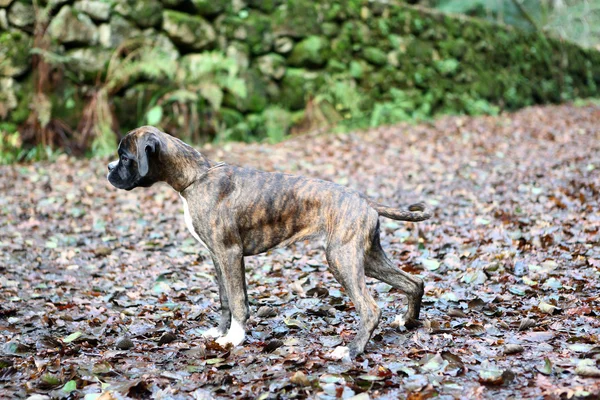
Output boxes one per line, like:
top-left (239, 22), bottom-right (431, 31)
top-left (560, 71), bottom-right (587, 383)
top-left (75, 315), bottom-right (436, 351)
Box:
top-left (63, 331), bottom-right (83, 343)
top-left (536, 357), bottom-right (553, 375)
top-left (62, 380), bottom-right (77, 392)
top-left (146, 105), bottom-right (163, 126)
top-left (199, 83), bottom-right (224, 110)
top-left (283, 318), bottom-right (307, 330)
top-left (422, 259), bottom-right (440, 271)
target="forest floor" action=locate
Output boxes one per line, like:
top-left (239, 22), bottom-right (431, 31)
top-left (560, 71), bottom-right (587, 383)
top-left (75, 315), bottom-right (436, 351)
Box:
top-left (1, 103), bottom-right (600, 400)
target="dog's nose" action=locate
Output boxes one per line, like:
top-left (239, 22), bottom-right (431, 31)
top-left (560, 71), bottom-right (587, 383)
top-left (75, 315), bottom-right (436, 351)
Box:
top-left (108, 161), bottom-right (118, 172)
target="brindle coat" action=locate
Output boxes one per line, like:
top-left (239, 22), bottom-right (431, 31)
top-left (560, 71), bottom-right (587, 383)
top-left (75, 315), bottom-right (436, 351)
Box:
top-left (107, 126), bottom-right (431, 358)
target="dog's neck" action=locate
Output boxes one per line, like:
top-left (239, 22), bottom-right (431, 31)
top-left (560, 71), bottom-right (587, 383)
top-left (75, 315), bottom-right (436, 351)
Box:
top-left (160, 139), bottom-right (214, 193)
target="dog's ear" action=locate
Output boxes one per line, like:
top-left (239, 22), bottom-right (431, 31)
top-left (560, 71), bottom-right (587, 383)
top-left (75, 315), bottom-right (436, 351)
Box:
top-left (137, 134), bottom-right (160, 177)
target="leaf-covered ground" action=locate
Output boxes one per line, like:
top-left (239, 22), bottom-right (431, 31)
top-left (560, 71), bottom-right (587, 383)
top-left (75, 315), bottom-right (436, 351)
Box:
top-left (1, 103), bottom-right (600, 400)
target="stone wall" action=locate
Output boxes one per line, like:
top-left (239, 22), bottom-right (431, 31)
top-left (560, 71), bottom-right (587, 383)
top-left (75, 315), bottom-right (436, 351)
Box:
top-left (2, 0), bottom-right (600, 143)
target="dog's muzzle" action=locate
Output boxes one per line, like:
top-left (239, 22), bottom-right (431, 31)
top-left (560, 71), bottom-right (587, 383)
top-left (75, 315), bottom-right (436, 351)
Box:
top-left (108, 161), bottom-right (118, 172)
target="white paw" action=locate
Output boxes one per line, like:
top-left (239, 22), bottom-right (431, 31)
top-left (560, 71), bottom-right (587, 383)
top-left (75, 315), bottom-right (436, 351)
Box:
top-left (390, 314), bottom-right (406, 329)
top-left (215, 319), bottom-right (245, 347)
top-left (328, 346), bottom-right (352, 363)
top-left (202, 327), bottom-right (223, 339)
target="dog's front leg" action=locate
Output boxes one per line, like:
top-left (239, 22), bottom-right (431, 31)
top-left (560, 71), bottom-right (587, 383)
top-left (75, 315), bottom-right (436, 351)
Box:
top-left (212, 247), bottom-right (249, 348)
top-left (202, 257), bottom-right (231, 338)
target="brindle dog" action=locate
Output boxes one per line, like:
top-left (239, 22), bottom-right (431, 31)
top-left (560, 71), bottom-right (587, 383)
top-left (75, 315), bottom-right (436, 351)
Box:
top-left (107, 126), bottom-right (431, 359)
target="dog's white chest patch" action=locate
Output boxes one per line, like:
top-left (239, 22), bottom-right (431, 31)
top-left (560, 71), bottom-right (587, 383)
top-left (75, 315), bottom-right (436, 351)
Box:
top-left (179, 194), bottom-right (207, 249)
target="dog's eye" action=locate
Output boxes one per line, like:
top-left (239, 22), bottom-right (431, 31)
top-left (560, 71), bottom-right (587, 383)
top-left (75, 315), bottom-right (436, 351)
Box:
top-left (121, 156), bottom-right (129, 163)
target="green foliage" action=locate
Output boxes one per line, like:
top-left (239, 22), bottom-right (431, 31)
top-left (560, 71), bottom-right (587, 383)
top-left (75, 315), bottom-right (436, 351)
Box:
top-left (0, 127), bottom-right (63, 164)
top-left (0, 130), bottom-right (22, 165)
top-left (81, 38), bottom-right (179, 156)
top-left (316, 76), bottom-right (363, 120)
top-left (143, 51), bottom-right (247, 142)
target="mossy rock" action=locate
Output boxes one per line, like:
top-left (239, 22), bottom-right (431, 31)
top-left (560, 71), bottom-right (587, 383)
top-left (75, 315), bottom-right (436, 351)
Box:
top-left (220, 11), bottom-right (273, 56)
top-left (191, 0), bottom-right (227, 16)
top-left (65, 47), bottom-right (113, 82)
top-left (322, 22), bottom-right (339, 38)
top-left (141, 29), bottom-right (180, 61)
top-left (341, 20), bottom-right (371, 45)
top-left (246, 0), bottom-right (281, 13)
top-left (255, 53), bottom-right (286, 80)
top-left (0, 30), bottom-right (32, 77)
top-left (7, 1), bottom-right (34, 29)
top-left (271, 0), bottom-right (321, 38)
top-left (363, 47), bottom-right (387, 66)
top-left (115, 0), bottom-right (163, 28)
top-left (0, 77), bottom-right (18, 118)
top-left (8, 74), bottom-right (31, 124)
top-left (74, 0), bottom-right (113, 22)
top-left (330, 35), bottom-right (353, 61)
top-left (225, 69), bottom-right (268, 113)
top-left (273, 36), bottom-right (294, 54)
top-left (162, 10), bottom-right (216, 51)
top-left (0, 9), bottom-right (8, 31)
top-left (98, 14), bottom-right (141, 48)
top-left (225, 41), bottom-right (250, 71)
top-left (288, 36), bottom-right (330, 68)
top-left (326, 59), bottom-right (346, 74)
top-left (48, 5), bottom-right (99, 45)
top-left (279, 68), bottom-right (320, 110)
top-left (159, 0), bottom-right (183, 7)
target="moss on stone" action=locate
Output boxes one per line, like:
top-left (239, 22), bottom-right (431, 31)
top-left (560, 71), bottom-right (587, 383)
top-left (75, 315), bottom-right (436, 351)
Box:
top-left (246, 0), bottom-right (280, 13)
top-left (115, 0), bottom-right (162, 28)
top-left (220, 11), bottom-right (273, 55)
top-left (288, 36), bottom-right (330, 68)
top-left (47, 5), bottom-right (99, 45)
top-left (321, 22), bottom-right (339, 38)
top-left (279, 68), bottom-right (319, 110)
top-left (0, 30), bottom-right (32, 77)
top-left (162, 10), bottom-right (215, 51)
top-left (226, 69), bottom-right (268, 113)
top-left (255, 53), bottom-right (286, 80)
top-left (362, 47), bottom-right (387, 66)
top-left (65, 47), bottom-right (112, 82)
top-left (191, 0), bottom-right (227, 17)
top-left (5, 0), bottom-right (600, 144)
top-left (271, 0), bottom-right (320, 38)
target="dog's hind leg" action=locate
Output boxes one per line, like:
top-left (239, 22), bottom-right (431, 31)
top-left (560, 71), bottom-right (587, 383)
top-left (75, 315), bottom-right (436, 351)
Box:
top-left (326, 242), bottom-right (381, 358)
top-left (365, 233), bottom-right (424, 328)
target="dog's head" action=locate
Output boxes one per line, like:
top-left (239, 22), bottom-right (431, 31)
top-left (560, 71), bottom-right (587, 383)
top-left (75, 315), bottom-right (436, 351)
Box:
top-left (107, 126), bottom-right (165, 191)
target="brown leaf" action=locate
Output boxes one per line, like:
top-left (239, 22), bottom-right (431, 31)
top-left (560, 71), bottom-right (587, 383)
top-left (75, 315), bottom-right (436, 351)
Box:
top-left (503, 344), bottom-right (524, 355)
top-left (518, 318), bottom-right (536, 331)
top-left (115, 337), bottom-right (134, 350)
top-left (447, 308), bottom-right (468, 318)
top-left (262, 339), bottom-right (284, 353)
top-left (290, 371), bottom-right (311, 386)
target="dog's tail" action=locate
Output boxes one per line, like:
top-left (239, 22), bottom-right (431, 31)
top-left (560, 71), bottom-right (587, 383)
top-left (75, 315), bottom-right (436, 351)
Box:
top-left (368, 200), bottom-right (432, 222)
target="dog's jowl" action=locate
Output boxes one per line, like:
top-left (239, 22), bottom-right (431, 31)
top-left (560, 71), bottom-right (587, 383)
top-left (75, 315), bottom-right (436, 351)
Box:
top-left (107, 126), bottom-right (432, 358)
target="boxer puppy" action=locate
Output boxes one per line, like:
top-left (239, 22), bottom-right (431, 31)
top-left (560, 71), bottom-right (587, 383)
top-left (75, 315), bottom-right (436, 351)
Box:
top-left (107, 126), bottom-right (431, 359)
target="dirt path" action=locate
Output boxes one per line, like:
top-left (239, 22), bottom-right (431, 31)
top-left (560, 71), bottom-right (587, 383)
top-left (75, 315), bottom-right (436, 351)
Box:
top-left (1, 103), bottom-right (599, 399)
